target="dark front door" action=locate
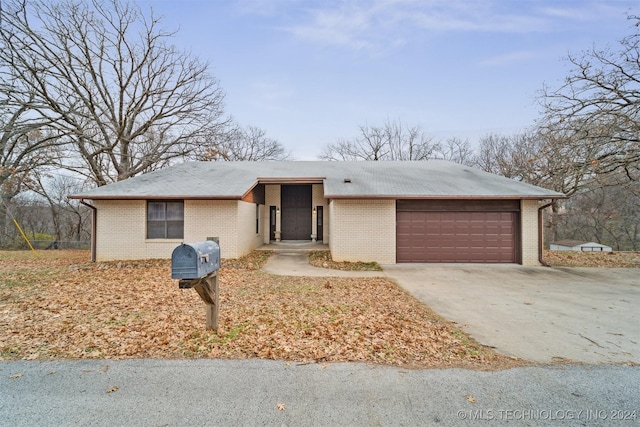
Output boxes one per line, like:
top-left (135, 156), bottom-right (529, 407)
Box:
top-left (281, 185), bottom-right (312, 240)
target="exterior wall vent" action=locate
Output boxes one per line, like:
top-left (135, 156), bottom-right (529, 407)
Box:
top-left (344, 178), bottom-right (351, 183)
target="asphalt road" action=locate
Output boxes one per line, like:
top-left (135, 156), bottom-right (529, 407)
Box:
top-left (1, 359), bottom-right (639, 426)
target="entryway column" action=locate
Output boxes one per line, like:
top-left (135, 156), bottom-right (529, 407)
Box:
top-left (311, 207), bottom-right (317, 242)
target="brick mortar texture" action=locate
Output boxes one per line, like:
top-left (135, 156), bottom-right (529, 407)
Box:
top-left (521, 200), bottom-right (540, 266)
top-left (330, 199), bottom-right (396, 264)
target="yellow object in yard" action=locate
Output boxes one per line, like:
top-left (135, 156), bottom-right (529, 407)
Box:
top-left (13, 218), bottom-right (39, 257)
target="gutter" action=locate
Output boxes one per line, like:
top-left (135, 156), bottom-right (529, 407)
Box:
top-left (80, 199), bottom-right (97, 262)
top-left (538, 199), bottom-right (557, 266)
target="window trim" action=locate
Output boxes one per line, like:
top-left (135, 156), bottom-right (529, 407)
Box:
top-left (146, 200), bottom-right (185, 239)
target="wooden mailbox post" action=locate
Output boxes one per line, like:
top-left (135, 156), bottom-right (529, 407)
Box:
top-left (179, 272), bottom-right (219, 331)
top-left (171, 241), bottom-right (221, 332)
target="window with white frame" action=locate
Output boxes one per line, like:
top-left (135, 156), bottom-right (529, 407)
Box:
top-left (147, 201), bottom-right (184, 239)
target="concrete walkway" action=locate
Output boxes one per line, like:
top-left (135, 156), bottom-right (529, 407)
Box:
top-left (262, 252), bottom-right (385, 278)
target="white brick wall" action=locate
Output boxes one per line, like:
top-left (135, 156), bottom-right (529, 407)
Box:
top-left (329, 199), bottom-right (396, 264)
top-left (236, 200), bottom-right (263, 255)
top-left (521, 200), bottom-right (540, 266)
top-left (94, 199), bottom-right (263, 261)
top-left (93, 195), bottom-right (542, 265)
top-left (94, 200), bottom-right (151, 260)
top-left (184, 200), bottom-right (238, 258)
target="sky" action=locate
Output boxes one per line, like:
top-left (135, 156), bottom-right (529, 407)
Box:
top-left (141, 0), bottom-right (637, 160)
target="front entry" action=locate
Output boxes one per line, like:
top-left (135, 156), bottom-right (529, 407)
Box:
top-left (281, 185), bottom-right (312, 240)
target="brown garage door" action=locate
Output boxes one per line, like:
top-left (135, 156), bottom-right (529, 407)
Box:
top-left (397, 200), bottom-right (520, 263)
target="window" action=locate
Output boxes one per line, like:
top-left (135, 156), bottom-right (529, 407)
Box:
top-left (256, 204), bottom-right (260, 234)
top-left (147, 201), bottom-right (184, 239)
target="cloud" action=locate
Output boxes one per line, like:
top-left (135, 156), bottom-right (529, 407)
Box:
top-left (280, 0), bottom-right (557, 53)
top-left (540, 2), bottom-right (629, 22)
top-left (479, 50), bottom-right (536, 67)
top-left (237, 0), bottom-right (632, 55)
top-left (288, 5), bottom-right (375, 50)
top-left (232, 0), bottom-right (302, 16)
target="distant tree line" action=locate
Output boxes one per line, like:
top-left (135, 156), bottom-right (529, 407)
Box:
top-left (1, 1), bottom-right (637, 250)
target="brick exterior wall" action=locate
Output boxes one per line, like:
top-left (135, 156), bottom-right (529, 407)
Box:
top-left (236, 200), bottom-right (263, 256)
top-left (521, 199), bottom-right (540, 266)
top-left (184, 200), bottom-right (238, 258)
top-left (94, 199), bottom-right (262, 261)
top-left (329, 199), bottom-right (396, 264)
top-left (94, 200), bottom-right (149, 260)
top-left (93, 192), bottom-right (542, 265)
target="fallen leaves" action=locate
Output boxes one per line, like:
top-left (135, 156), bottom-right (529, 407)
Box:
top-left (543, 251), bottom-right (640, 268)
top-left (308, 251), bottom-right (382, 271)
top-left (0, 250), bottom-right (524, 369)
top-left (276, 403), bottom-right (286, 411)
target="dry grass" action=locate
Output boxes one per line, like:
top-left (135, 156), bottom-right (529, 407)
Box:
top-left (543, 250), bottom-right (640, 268)
top-left (0, 250), bottom-right (524, 369)
top-left (308, 250), bottom-right (382, 271)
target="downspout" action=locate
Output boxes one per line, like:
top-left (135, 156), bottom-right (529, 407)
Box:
top-left (80, 199), bottom-right (97, 262)
top-left (538, 199), bottom-right (556, 267)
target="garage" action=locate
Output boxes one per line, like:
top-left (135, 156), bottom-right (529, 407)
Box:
top-left (396, 200), bottom-right (520, 263)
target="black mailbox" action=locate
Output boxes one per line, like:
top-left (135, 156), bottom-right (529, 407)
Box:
top-left (171, 241), bottom-right (220, 280)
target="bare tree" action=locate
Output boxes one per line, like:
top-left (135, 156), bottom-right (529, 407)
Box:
top-left (0, 0), bottom-right (227, 185)
top-left (474, 130), bottom-right (588, 196)
top-left (554, 173), bottom-right (640, 251)
top-left (199, 124), bottom-right (290, 161)
top-left (474, 128), bottom-right (639, 244)
top-left (0, 89), bottom-right (66, 245)
top-left (318, 119), bottom-right (439, 161)
top-left (539, 15), bottom-right (640, 183)
top-left (434, 137), bottom-right (474, 165)
top-left (25, 171), bottom-right (89, 242)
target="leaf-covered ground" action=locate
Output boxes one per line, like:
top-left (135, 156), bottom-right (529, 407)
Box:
top-left (308, 250), bottom-right (382, 271)
top-left (0, 250), bottom-right (524, 369)
top-left (543, 250), bottom-right (640, 268)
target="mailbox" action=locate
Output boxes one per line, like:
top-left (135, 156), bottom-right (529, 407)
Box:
top-left (171, 241), bottom-right (220, 280)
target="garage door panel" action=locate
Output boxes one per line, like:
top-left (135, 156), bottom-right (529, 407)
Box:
top-left (397, 210), bottom-right (517, 263)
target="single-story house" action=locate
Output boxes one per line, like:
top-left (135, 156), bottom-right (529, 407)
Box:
top-left (550, 240), bottom-right (613, 252)
top-left (69, 160), bottom-right (565, 265)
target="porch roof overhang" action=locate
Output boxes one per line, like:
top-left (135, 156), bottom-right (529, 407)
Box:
top-left (256, 176), bottom-right (325, 185)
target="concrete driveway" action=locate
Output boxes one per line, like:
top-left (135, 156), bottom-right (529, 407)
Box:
top-left (383, 264), bottom-right (639, 364)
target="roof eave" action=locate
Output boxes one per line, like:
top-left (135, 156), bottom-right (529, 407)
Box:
top-left (68, 195), bottom-right (243, 200)
top-left (324, 194), bottom-right (567, 200)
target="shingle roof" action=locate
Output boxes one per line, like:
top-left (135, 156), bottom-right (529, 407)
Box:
top-left (70, 160), bottom-right (566, 200)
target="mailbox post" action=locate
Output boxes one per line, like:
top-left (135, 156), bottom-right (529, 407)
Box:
top-left (171, 242), bottom-right (221, 331)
